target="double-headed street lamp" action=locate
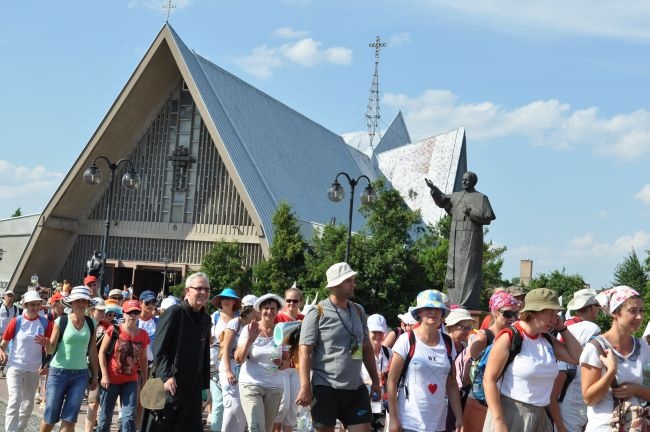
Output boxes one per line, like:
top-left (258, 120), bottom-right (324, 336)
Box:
top-left (83, 156), bottom-right (140, 293)
top-left (327, 172), bottom-right (378, 262)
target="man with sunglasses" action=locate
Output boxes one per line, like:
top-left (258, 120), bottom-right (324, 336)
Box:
top-left (296, 263), bottom-right (380, 432)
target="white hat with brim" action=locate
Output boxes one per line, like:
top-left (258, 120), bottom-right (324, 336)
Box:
top-left (22, 290), bottom-right (45, 305)
top-left (398, 311), bottom-right (417, 325)
top-left (367, 313), bottom-right (389, 333)
top-left (325, 263), bottom-right (358, 288)
top-left (445, 308), bottom-right (478, 327)
top-left (567, 289), bottom-right (599, 312)
top-left (254, 293), bottom-right (285, 311)
top-left (62, 286), bottom-right (96, 308)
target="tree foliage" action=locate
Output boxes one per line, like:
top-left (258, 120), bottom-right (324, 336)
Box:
top-left (528, 268), bottom-right (587, 302)
top-left (11, 208), bottom-right (22, 217)
top-left (611, 248), bottom-right (650, 337)
top-left (199, 240), bottom-right (251, 297)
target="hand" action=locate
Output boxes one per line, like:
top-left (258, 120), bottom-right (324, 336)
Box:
top-left (88, 377), bottom-right (98, 391)
top-left (164, 377), bottom-right (177, 396)
top-left (370, 381), bottom-right (381, 401)
top-left (600, 349), bottom-right (618, 373)
top-left (463, 206), bottom-right (471, 216)
top-left (388, 418), bottom-right (402, 432)
top-left (612, 383), bottom-right (636, 400)
top-left (226, 371), bottom-right (237, 386)
top-left (493, 418), bottom-right (508, 432)
top-left (295, 386), bottom-right (312, 406)
top-left (424, 178), bottom-right (433, 189)
top-left (38, 366), bottom-right (49, 376)
top-left (0, 348), bottom-right (6, 364)
top-left (248, 320), bottom-right (260, 340)
top-left (34, 334), bottom-right (48, 347)
top-left (100, 376), bottom-right (110, 390)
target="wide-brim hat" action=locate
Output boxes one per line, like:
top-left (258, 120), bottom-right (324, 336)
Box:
top-left (521, 288), bottom-right (564, 312)
top-left (445, 308), bottom-right (477, 327)
top-left (63, 286), bottom-right (96, 308)
top-left (211, 287), bottom-right (241, 310)
top-left (567, 288), bottom-right (598, 312)
top-left (411, 289), bottom-right (450, 319)
top-left (325, 262), bottom-right (357, 288)
top-left (22, 290), bottom-right (45, 305)
top-left (367, 313), bottom-right (389, 333)
top-left (254, 293), bottom-right (285, 311)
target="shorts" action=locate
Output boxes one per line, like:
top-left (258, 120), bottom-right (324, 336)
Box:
top-left (311, 385), bottom-right (372, 428)
top-left (43, 367), bottom-right (88, 425)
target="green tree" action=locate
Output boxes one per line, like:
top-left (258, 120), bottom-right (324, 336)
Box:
top-left (199, 241), bottom-right (251, 297)
top-left (528, 268), bottom-right (587, 303)
top-left (611, 248), bottom-right (650, 337)
top-left (252, 202), bottom-right (308, 296)
top-left (11, 208), bottom-right (22, 217)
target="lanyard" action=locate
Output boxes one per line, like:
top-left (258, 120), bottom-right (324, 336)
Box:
top-left (329, 299), bottom-right (359, 345)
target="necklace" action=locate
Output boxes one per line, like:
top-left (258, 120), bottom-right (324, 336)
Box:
top-left (259, 325), bottom-right (273, 338)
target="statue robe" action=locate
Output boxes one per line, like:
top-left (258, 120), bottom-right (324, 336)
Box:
top-left (436, 190), bottom-right (495, 310)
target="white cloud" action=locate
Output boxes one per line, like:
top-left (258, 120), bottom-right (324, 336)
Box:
top-left (379, 89), bottom-right (650, 161)
top-left (389, 32), bottom-right (411, 47)
top-left (425, 0), bottom-right (650, 41)
top-left (0, 160), bottom-right (63, 201)
top-left (274, 27), bottom-right (309, 39)
top-left (234, 38), bottom-right (353, 79)
top-left (634, 184), bottom-right (650, 204)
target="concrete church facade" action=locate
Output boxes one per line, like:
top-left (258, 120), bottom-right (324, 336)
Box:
top-left (4, 24), bottom-right (466, 294)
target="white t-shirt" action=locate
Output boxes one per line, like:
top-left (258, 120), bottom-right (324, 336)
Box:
top-left (138, 316), bottom-right (157, 361)
top-left (498, 325), bottom-right (558, 407)
top-left (0, 303), bottom-right (19, 333)
top-left (219, 318), bottom-right (243, 369)
top-left (6, 315), bottom-right (48, 372)
top-left (558, 321), bottom-right (601, 408)
top-left (392, 330), bottom-right (455, 432)
top-left (581, 336), bottom-right (650, 432)
top-left (362, 345), bottom-right (392, 413)
top-left (237, 324), bottom-right (283, 388)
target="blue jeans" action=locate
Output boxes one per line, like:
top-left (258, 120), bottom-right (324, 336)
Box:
top-left (210, 375), bottom-right (224, 431)
top-left (43, 367), bottom-right (88, 425)
top-left (97, 381), bottom-right (138, 432)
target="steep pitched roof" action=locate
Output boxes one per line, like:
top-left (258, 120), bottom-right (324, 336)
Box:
top-left (374, 111), bottom-right (411, 155)
top-left (166, 25), bottom-right (376, 239)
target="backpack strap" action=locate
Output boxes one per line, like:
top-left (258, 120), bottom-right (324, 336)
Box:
top-left (397, 330), bottom-right (417, 399)
top-left (84, 316), bottom-right (95, 353)
top-left (483, 328), bottom-right (495, 346)
top-left (212, 310), bottom-right (220, 326)
top-left (38, 316), bottom-right (48, 332)
top-left (588, 337), bottom-right (619, 387)
top-left (105, 324), bottom-right (120, 357)
top-left (441, 332), bottom-right (453, 365)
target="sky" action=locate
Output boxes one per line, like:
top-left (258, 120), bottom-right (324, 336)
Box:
top-left (1, 0), bottom-right (650, 290)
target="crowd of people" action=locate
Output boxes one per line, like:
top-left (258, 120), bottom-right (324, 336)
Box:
top-left (0, 265), bottom-right (649, 432)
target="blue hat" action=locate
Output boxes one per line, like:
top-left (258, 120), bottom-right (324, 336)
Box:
top-left (139, 290), bottom-right (157, 303)
top-left (410, 289), bottom-right (450, 320)
top-left (211, 287), bottom-right (241, 310)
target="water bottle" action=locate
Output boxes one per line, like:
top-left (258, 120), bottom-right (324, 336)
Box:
top-left (296, 405), bottom-right (312, 432)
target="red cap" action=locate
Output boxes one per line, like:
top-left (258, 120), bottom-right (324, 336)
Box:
top-left (84, 275), bottom-right (98, 286)
top-left (49, 292), bottom-right (64, 304)
top-left (122, 300), bottom-right (142, 314)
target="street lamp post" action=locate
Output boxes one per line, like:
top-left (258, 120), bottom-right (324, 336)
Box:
top-left (327, 172), bottom-right (378, 262)
top-left (161, 257), bottom-right (170, 299)
top-left (83, 156), bottom-right (140, 294)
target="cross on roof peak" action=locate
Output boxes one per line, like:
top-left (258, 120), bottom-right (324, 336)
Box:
top-left (162, 0), bottom-right (176, 22)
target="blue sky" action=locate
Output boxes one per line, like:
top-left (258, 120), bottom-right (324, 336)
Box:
top-left (1, 0), bottom-right (650, 290)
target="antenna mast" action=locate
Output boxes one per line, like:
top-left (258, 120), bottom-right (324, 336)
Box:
top-left (365, 36), bottom-right (387, 151)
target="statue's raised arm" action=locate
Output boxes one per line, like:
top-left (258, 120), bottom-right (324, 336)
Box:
top-left (424, 178), bottom-right (446, 208)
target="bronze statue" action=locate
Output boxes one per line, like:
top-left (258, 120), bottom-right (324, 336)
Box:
top-left (425, 172), bottom-right (495, 310)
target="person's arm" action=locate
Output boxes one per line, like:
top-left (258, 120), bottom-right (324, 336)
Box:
top-left (483, 332), bottom-right (511, 432)
top-left (98, 327), bottom-right (112, 389)
top-left (386, 352), bottom-right (404, 432)
top-left (221, 327), bottom-right (237, 385)
top-left (446, 362), bottom-right (464, 432)
top-left (234, 321), bottom-right (257, 364)
top-left (549, 371), bottom-right (568, 432)
top-left (382, 329), bottom-right (397, 349)
top-left (0, 317), bottom-right (17, 363)
top-left (361, 337), bottom-right (381, 398)
top-left (463, 331), bottom-right (488, 386)
top-left (581, 345), bottom-right (617, 406)
top-left (35, 321), bottom-right (60, 354)
top-left (550, 324), bottom-right (582, 365)
top-left (87, 323), bottom-right (99, 391)
top-left (295, 344), bottom-right (314, 406)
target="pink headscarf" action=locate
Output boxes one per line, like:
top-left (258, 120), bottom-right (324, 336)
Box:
top-left (596, 285), bottom-right (640, 315)
top-left (489, 291), bottom-right (520, 312)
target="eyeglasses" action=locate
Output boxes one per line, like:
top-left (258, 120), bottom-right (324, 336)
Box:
top-left (285, 299), bottom-right (300, 304)
top-left (189, 286), bottom-right (210, 292)
top-left (110, 296), bottom-right (123, 300)
top-left (144, 300), bottom-right (156, 306)
top-left (126, 310), bottom-right (140, 316)
top-left (499, 310), bottom-right (519, 319)
top-left (455, 325), bottom-right (474, 331)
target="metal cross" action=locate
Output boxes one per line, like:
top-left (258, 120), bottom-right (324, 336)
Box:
top-left (162, 0), bottom-right (176, 22)
top-left (168, 145), bottom-right (195, 191)
top-left (369, 36), bottom-right (387, 61)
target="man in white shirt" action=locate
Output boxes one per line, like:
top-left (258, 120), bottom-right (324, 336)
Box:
top-left (0, 290), bottom-right (21, 376)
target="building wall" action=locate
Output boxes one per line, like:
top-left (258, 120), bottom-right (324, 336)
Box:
top-left (0, 215), bottom-right (40, 290)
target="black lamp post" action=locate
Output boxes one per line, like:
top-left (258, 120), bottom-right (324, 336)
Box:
top-left (327, 172), bottom-right (378, 262)
top-left (161, 257), bottom-right (170, 299)
top-left (83, 156), bottom-right (140, 294)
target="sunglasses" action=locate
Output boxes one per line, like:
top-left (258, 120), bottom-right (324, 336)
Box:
top-left (285, 299), bottom-right (300, 304)
top-left (499, 309), bottom-right (519, 319)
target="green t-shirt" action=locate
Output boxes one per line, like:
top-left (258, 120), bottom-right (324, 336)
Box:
top-left (50, 316), bottom-right (95, 370)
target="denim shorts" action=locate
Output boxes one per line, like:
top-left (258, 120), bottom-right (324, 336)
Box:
top-left (44, 367), bottom-right (88, 425)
